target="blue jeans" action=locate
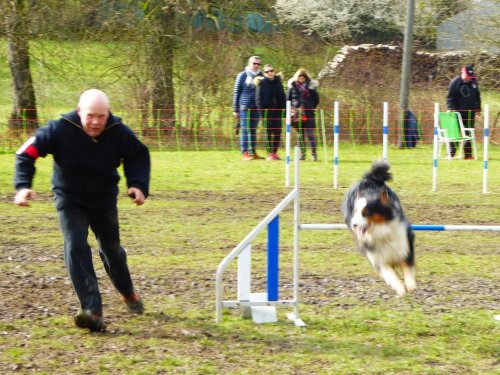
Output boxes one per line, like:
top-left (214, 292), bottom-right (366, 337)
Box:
top-left (56, 196), bottom-right (135, 313)
top-left (239, 108), bottom-right (259, 154)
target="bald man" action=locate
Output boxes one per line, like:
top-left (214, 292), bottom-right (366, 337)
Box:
top-left (14, 89), bottom-right (150, 332)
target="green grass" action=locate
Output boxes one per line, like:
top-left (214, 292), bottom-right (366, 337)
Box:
top-left (0, 145), bottom-right (499, 374)
top-left (0, 38), bottom-right (136, 110)
top-left (0, 34), bottom-right (498, 372)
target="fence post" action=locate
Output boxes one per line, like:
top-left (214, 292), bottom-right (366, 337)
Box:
top-left (366, 108), bottom-right (372, 144)
top-left (320, 109), bottom-right (327, 164)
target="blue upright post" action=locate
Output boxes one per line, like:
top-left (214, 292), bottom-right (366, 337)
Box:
top-left (267, 215), bottom-right (279, 301)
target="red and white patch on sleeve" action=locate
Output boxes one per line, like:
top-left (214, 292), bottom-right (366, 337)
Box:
top-left (16, 137), bottom-right (40, 159)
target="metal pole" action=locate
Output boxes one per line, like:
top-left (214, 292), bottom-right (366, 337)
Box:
top-left (483, 104), bottom-right (489, 194)
top-left (432, 103), bottom-right (439, 192)
top-left (383, 102), bottom-right (389, 160)
top-left (285, 101), bottom-right (292, 187)
top-left (333, 101), bottom-right (340, 190)
top-left (299, 223), bottom-right (500, 232)
top-left (398, 0), bottom-right (415, 148)
top-left (293, 146), bottom-right (300, 318)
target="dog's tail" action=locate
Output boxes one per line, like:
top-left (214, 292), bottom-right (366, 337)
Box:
top-left (364, 161), bottom-right (392, 185)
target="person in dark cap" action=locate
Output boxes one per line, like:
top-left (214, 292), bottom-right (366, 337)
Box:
top-left (446, 65), bottom-right (481, 159)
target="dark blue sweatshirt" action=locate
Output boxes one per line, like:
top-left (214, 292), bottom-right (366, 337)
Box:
top-left (14, 110), bottom-right (150, 208)
top-left (446, 76), bottom-right (481, 111)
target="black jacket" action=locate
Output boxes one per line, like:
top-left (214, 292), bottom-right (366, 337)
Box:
top-left (255, 75), bottom-right (287, 113)
top-left (446, 76), bottom-right (481, 111)
top-left (14, 110), bottom-right (150, 208)
top-left (287, 79), bottom-right (320, 110)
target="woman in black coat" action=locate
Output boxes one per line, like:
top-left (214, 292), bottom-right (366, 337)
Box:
top-left (287, 68), bottom-right (320, 161)
top-left (255, 64), bottom-right (287, 160)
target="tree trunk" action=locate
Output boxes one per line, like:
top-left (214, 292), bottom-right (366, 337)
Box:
top-left (5, 0), bottom-right (38, 130)
top-left (146, 4), bottom-right (176, 137)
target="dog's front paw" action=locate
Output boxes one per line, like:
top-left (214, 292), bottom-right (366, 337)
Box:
top-left (395, 285), bottom-right (407, 298)
top-left (405, 278), bottom-right (417, 293)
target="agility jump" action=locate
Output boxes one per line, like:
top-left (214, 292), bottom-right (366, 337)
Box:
top-left (284, 101), bottom-right (491, 192)
top-left (215, 146), bottom-right (500, 325)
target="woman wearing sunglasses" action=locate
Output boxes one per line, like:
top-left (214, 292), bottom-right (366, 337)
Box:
top-left (255, 64), bottom-right (287, 160)
top-left (287, 68), bottom-right (320, 161)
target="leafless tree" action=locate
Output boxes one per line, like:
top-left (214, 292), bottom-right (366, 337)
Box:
top-left (3, 0), bottom-right (38, 130)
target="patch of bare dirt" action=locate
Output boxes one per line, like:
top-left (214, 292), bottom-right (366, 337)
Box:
top-left (1, 188), bottom-right (498, 374)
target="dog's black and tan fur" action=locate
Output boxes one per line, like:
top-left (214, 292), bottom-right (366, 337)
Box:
top-left (342, 161), bottom-right (416, 297)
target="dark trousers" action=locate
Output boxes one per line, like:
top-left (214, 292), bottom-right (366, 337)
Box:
top-left (264, 110), bottom-right (283, 154)
top-left (295, 110), bottom-right (317, 156)
top-left (451, 110), bottom-right (475, 158)
top-left (56, 197), bottom-right (135, 313)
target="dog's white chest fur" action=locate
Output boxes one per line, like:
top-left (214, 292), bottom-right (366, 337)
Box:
top-left (342, 161), bottom-right (416, 297)
top-left (351, 197), bottom-right (409, 267)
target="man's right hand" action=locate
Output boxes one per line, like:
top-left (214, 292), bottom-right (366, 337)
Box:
top-left (14, 188), bottom-right (36, 207)
top-left (233, 112), bottom-right (239, 119)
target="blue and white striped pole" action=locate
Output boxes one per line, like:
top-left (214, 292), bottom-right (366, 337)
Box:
top-left (285, 100), bottom-right (292, 188)
top-left (411, 224), bottom-right (500, 231)
top-left (333, 101), bottom-right (340, 190)
top-left (483, 104), bottom-right (489, 194)
top-left (432, 103), bottom-right (439, 192)
top-left (383, 102), bottom-right (388, 161)
top-left (299, 223), bottom-right (500, 232)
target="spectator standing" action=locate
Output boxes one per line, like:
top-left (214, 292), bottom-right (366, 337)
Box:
top-left (233, 56), bottom-right (265, 160)
top-left (255, 64), bottom-right (287, 160)
top-left (14, 89), bottom-right (150, 332)
top-left (287, 68), bottom-right (320, 161)
top-left (446, 65), bottom-right (481, 159)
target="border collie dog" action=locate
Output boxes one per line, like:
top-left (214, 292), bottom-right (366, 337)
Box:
top-left (342, 161), bottom-right (416, 297)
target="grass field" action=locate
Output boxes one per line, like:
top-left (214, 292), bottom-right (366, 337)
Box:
top-left (0, 144), bottom-right (499, 374)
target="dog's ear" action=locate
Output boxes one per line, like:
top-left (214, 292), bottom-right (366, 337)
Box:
top-left (379, 189), bottom-right (390, 205)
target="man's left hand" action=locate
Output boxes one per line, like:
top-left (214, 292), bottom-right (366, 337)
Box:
top-left (128, 187), bottom-right (146, 206)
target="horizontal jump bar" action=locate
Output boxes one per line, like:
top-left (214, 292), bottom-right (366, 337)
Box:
top-left (299, 224), bottom-right (500, 231)
top-left (222, 300), bottom-right (297, 307)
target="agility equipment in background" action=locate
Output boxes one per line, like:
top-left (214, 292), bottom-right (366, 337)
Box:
top-left (285, 101), bottom-right (491, 193)
top-left (437, 111), bottom-right (477, 160)
top-left (215, 146), bottom-right (500, 325)
top-left (432, 103), bottom-right (489, 192)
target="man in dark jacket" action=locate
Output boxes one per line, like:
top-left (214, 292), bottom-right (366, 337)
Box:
top-left (14, 89), bottom-right (150, 332)
top-left (255, 64), bottom-right (287, 160)
top-left (446, 65), bottom-right (481, 159)
top-left (233, 55), bottom-right (264, 160)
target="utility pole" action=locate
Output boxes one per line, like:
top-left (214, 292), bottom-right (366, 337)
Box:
top-left (398, 0), bottom-right (415, 147)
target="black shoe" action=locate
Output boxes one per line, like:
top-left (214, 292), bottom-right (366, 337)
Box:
top-left (312, 154), bottom-right (318, 161)
top-left (74, 309), bottom-right (106, 332)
